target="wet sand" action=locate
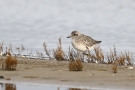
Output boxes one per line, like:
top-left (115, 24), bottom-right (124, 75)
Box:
top-left (0, 57), bottom-right (135, 90)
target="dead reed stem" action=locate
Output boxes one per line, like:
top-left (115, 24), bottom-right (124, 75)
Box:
top-left (43, 42), bottom-right (52, 60)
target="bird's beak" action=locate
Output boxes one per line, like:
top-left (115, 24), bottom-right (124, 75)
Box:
top-left (67, 36), bottom-right (71, 38)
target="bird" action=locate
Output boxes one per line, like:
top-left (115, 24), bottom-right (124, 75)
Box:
top-left (67, 31), bottom-right (101, 52)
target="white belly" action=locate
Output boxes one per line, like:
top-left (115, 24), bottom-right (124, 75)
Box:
top-left (72, 40), bottom-right (94, 52)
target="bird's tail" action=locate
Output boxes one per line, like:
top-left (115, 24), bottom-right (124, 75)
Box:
top-left (96, 41), bottom-right (102, 44)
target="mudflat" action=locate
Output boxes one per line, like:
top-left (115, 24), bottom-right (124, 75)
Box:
top-left (0, 57), bottom-right (135, 90)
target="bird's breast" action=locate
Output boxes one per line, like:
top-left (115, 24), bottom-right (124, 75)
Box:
top-left (71, 39), bottom-right (87, 52)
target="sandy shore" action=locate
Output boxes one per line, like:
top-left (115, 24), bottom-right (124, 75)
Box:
top-left (0, 57), bottom-right (135, 90)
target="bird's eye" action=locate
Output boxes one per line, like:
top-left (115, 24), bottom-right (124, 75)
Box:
top-left (74, 34), bottom-right (78, 36)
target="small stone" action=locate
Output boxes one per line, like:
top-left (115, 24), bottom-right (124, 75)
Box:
top-left (112, 74), bottom-right (114, 76)
top-left (6, 77), bottom-right (11, 80)
top-left (127, 67), bottom-right (133, 70)
top-left (0, 76), bottom-right (4, 79)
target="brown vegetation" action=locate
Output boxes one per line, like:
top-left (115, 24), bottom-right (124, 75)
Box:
top-left (43, 38), bottom-right (133, 73)
top-left (5, 55), bottom-right (17, 70)
top-left (68, 60), bottom-right (83, 71)
top-left (43, 38), bottom-right (68, 61)
top-left (2, 84), bottom-right (16, 90)
top-left (52, 38), bottom-right (67, 61)
top-left (0, 39), bottom-right (134, 73)
top-left (43, 38), bottom-right (133, 67)
top-left (112, 64), bottom-right (117, 73)
top-left (86, 46), bottom-right (104, 63)
top-left (0, 51), bottom-right (17, 70)
top-left (68, 47), bottom-right (84, 62)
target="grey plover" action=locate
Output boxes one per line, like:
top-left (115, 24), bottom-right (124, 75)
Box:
top-left (67, 31), bottom-right (101, 52)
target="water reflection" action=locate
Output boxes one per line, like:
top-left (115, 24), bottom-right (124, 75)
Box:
top-left (68, 88), bottom-right (85, 90)
top-left (0, 83), bottom-right (16, 90)
top-left (0, 83), bottom-right (90, 90)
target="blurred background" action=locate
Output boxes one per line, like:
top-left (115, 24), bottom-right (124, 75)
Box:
top-left (0, 0), bottom-right (135, 55)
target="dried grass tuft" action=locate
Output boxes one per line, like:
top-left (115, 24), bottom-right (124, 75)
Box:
top-left (52, 38), bottom-right (67, 61)
top-left (125, 51), bottom-right (133, 66)
top-left (86, 46), bottom-right (104, 63)
top-left (43, 38), bottom-right (133, 67)
top-left (112, 64), bottom-right (117, 73)
top-left (68, 46), bottom-right (85, 62)
top-left (1, 50), bottom-right (17, 70)
top-left (5, 55), bottom-right (17, 70)
top-left (68, 59), bottom-right (83, 71)
top-left (106, 46), bottom-right (117, 64)
top-left (43, 38), bottom-right (68, 61)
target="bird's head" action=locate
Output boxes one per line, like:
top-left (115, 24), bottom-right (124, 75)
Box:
top-left (67, 31), bottom-right (81, 38)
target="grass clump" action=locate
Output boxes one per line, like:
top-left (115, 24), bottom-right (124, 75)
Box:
top-left (52, 38), bottom-right (67, 61)
top-left (43, 38), bottom-right (133, 67)
top-left (112, 64), bottom-right (117, 73)
top-left (1, 50), bottom-right (17, 70)
top-left (86, 46), bottom-right (104, 63)
top-left (106, 46), bottom-right (133, 66)
top-left (68, 47), bottom-right (85, 62)
top-left (68, 59), bottom-right (83, 71)
top-left (43, 37), bottom-right (68, 61)
top-left (5, 55), bottom-right (17, 70)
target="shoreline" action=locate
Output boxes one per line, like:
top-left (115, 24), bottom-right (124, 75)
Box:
top-left (0, 58), bottom-right (135, 90)
top-left (0, 80), bottom-right (121, 90)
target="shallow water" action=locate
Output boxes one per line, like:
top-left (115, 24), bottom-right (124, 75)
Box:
top-left (0, 83), bottom-right (106, 90)
top-left (0, 0), bottom-right (135, 56)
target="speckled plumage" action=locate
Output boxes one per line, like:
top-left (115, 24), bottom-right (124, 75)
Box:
top-left (67, 31), bottom-right (101, 52)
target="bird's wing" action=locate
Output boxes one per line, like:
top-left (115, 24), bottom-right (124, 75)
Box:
top-left (79, 34), bottom-right (97, 47)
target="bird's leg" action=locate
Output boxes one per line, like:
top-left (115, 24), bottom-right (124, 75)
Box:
top-left (83, 52), bottom-right (88, 55)
top-left (78, 51), bottom-right (81, 58)
top-left (77, 51), bottom-right (84, 62)
top-left (85, 47), bottom-right (92, 63)
top-left (85, 46), bottom-right (91, 56)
